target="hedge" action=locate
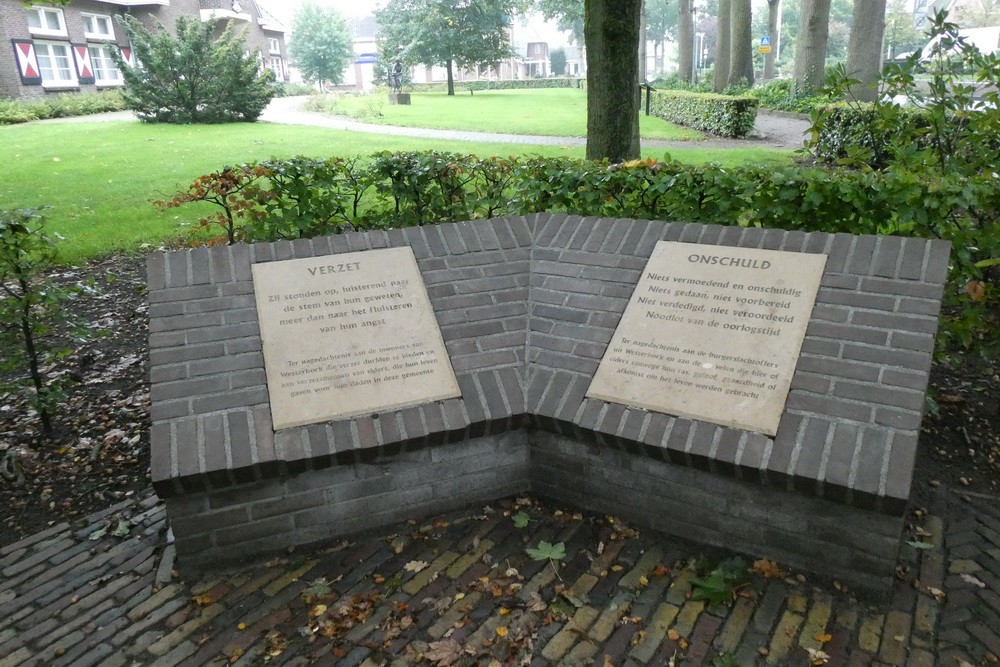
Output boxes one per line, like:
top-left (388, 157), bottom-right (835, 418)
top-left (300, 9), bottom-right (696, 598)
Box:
top-left (648, 89), bottom-right (758, 137)
top-left (405, 77), bottom-right (582, 94)
top-left (0, 91), bottom-right (126, 125)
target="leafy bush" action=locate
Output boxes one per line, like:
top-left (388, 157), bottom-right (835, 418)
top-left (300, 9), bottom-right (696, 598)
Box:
top-left (275, 82), bottom-right (319, 97)
top-left (113, 15), bottom-right (275, 123)
top-left (405, 77), bottom-right (582, 93)
top-left (648, 90), bottom-right (758, 137)
top-left (0, 91), bottom-right (126, 125)
top-left (166, 151), bottom-right (999, 359)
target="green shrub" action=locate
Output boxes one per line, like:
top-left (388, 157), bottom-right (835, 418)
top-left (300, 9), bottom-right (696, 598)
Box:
top-left (165, 151), bottom-right (999, 359)
top-left (114, 15), bottom-right (275, 123)
top-left (648, 90), bottom-right (758, 137)
top-left (405, 77), bottom-right (582, 94)
top-left (0, 208), bottom-right (88, 435)
top-left (0, 91), bottom-right (125, 125)
top-left (275, 82), bottom-right (318, 97)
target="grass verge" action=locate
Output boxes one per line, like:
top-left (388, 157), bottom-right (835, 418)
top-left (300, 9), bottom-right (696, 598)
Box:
top-left (304, 88), bottom-right (704, 141)
top-left (0, 120), bottom-right (792, 263)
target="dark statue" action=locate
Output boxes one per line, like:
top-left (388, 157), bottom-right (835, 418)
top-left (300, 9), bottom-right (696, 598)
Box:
top-left (390, 60), bottom-right (403, 94)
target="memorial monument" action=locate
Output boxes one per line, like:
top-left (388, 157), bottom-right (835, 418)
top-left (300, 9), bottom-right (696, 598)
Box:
top-left (147, 214), bottom-right (949, 592)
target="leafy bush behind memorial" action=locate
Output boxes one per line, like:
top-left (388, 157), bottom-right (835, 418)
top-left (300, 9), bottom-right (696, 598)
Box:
top-left (161, 151), bottom-right (999, 359)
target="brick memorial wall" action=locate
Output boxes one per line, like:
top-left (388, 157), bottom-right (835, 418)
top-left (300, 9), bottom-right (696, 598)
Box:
top-left (147, 214), bottom-right (950, 592)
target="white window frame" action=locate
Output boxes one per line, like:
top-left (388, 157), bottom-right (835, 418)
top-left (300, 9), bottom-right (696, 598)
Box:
top-left (269, 56), bottom-right (283, 79)
top-left (268, 37), bottom-right (280, 55)
top-left (88, 44), bottom-right (123, 86)
top-left (81, 13), bottom-right (115, 41)
top-left (26, 6), bottom-right (67, 37)
top-left (34, 40), bottom-right (77, 88)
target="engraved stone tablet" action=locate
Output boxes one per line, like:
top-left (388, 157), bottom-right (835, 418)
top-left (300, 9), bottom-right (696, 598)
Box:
top-left (252, 246), bottom-right (461, 430)
top-left (587, 241), bottom-right (827, 435)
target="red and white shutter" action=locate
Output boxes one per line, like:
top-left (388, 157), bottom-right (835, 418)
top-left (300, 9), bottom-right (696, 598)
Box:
top-left (11, 40), bottom-right (41, 85)
top-left (120, 46), bottom-right (133, 66)
top-left (73, 44), bottom-right (95, 84)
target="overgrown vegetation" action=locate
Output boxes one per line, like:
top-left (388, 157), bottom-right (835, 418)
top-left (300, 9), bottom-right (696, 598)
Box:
top-left (113, 15), bottom-right (275, 123)
top-left (163, 148), bottom-right (998, 359)
top-left (0, 209), bottom-right (87, 435)
top-left (0, 91), bottom-right (125, 125)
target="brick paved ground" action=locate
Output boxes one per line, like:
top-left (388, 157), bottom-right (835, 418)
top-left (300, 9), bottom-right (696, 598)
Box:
top-left (0, 487), bottom-right (996, 667)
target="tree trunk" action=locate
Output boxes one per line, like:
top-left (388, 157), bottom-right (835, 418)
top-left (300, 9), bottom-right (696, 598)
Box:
top-left (678, 0), bottom-right (694, 83)
top-left (764, 0), bottom-right (782, 80)
top-left (714, 0), bottom-right (731, 91)
top-left (846, 0), bottom-right (887, 101)
top-left (446, 57), bottom-right (455, 95)
top-left (585, 0), bottom-right (642, 161)
top-left (729, 0), bottom-right (754, 87)
top-left (793, 0), bottom-right (831, 94)
top-left (639, 0), bottom-right (647, 83)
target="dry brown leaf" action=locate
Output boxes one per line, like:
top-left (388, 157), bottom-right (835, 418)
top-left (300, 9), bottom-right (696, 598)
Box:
top-left (752, 559), bottom-right (788, 578)
top-left (815, 633), bottom-right (832, 644)
top-left (667, 628), bottom-right (681, 642)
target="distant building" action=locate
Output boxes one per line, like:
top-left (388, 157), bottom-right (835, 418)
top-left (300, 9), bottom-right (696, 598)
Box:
top-left (1, 0), bottom-right (287, 100)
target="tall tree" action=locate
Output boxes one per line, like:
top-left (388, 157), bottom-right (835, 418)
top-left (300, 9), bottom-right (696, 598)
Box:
top-left (537, 0), bottom-right (585, 46)
top-left (884, 0), bottom-right (922, 59)
top-left (678, 0), bottom-right (694, 82)
top-left (793, 0), bottom-right (831, 94)
top-left (646, 0), bottom-right (679, 75)
top-left (550, 46), bottom-right (568, 74)
top-left (376, 0), bottom-right (518, 95)
top-left (714, 0), bottom-right (731, 90)
top-left (289, 3), bottom-right (353, 87)
top-left (585, 0), bottom-right (641, 161)
top-left (763, 0), bottom-right (781, 79)
top-left (728, 0), bottom-right (753, 86)
top-left (845, 0), bottom-right (886, 101)
top-left (954, 0), bottom-right (1000, 27)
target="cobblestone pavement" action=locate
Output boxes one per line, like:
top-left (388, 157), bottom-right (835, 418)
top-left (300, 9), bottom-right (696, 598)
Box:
top-left (1, 486), bottom-right (997, 666)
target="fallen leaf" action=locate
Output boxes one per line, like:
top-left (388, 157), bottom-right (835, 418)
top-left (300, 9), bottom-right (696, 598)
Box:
top-left (405, 560), bottom-right (429, 573)
top-left (192, 594), bottom-right (213, 606)
top-left (752, 559), bottom-right (787, 578)
top-left (638, 575), bottom-right (649, 587)
top-left (815, 633), bottom-right (832, 643)
top-left (425, 639), bottom-right (463, 666)
top-left (807, 647), bottom-right (830, 665)
top-left (495, 626), bottom-right (508, 638)
top-left (667, 628), bottom-right (681, 641)
top-left (653, 564), bottom-right (671, 577)
top-left (927, 586), bottom-right (946, 601)
top-left (528, 592), bottom-right (547, 612)
top-left (960, 574), bottom-right (986, 588)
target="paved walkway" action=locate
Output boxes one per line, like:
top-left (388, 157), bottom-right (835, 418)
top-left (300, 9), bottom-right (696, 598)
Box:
top-left (35, 96), bottom-right (810, 151)
top-left (1, 485), bottom-right (997, 666)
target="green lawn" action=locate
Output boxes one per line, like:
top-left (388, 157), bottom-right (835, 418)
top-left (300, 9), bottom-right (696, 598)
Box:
top-left (0, 120), bottom-right (792, 263)
top-left (308, 88), bottom-right (704, 141)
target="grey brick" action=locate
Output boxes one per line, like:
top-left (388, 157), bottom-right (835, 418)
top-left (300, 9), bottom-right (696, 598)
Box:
top-left (785, 392), bottom-right (873, 422)
top-left (850, 310), bottom-right (939, 334)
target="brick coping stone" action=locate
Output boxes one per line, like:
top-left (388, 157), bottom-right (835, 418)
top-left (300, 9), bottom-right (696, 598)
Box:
top-left (147, 214), bottom-right (950, 591)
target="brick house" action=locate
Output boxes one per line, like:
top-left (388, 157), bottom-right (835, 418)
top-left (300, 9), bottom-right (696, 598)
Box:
top-left (1, 0), bottom-right (287, 100)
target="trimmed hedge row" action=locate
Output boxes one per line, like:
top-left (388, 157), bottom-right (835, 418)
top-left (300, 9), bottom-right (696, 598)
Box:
top-left (0, 91), bottom-right (126, 125)
top-left (163, 151), bottom-right (998, 357)
top-left (648, 90), bottom-right (758, 137)
top-left (405, 77), bottom-right (582, 93)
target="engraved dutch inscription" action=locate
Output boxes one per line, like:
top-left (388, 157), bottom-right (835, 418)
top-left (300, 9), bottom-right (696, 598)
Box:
top-left (252, 246), bottom-right (461, 430)
top-left (587, 241), bottom-right (827, 435)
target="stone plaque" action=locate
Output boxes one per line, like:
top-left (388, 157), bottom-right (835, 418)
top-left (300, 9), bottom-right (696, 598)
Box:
top-left (587, 241), bottom-right (827, 435)
top-left (252, 246), bottom-right (461, 430)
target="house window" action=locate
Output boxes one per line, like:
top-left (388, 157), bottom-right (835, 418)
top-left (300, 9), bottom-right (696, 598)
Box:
top-left (82, 13), bottom-right (115, 40)
top-left (269, 57), bottom-right (283, 79)
top-left (34, 41), bottom-right (77, 87)
top-left (88, 44), bottom-right (122, 85)
top-left (27, 6), bottom-right (67, 37)
top-left (269, 37), bottom-right (280, 54)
